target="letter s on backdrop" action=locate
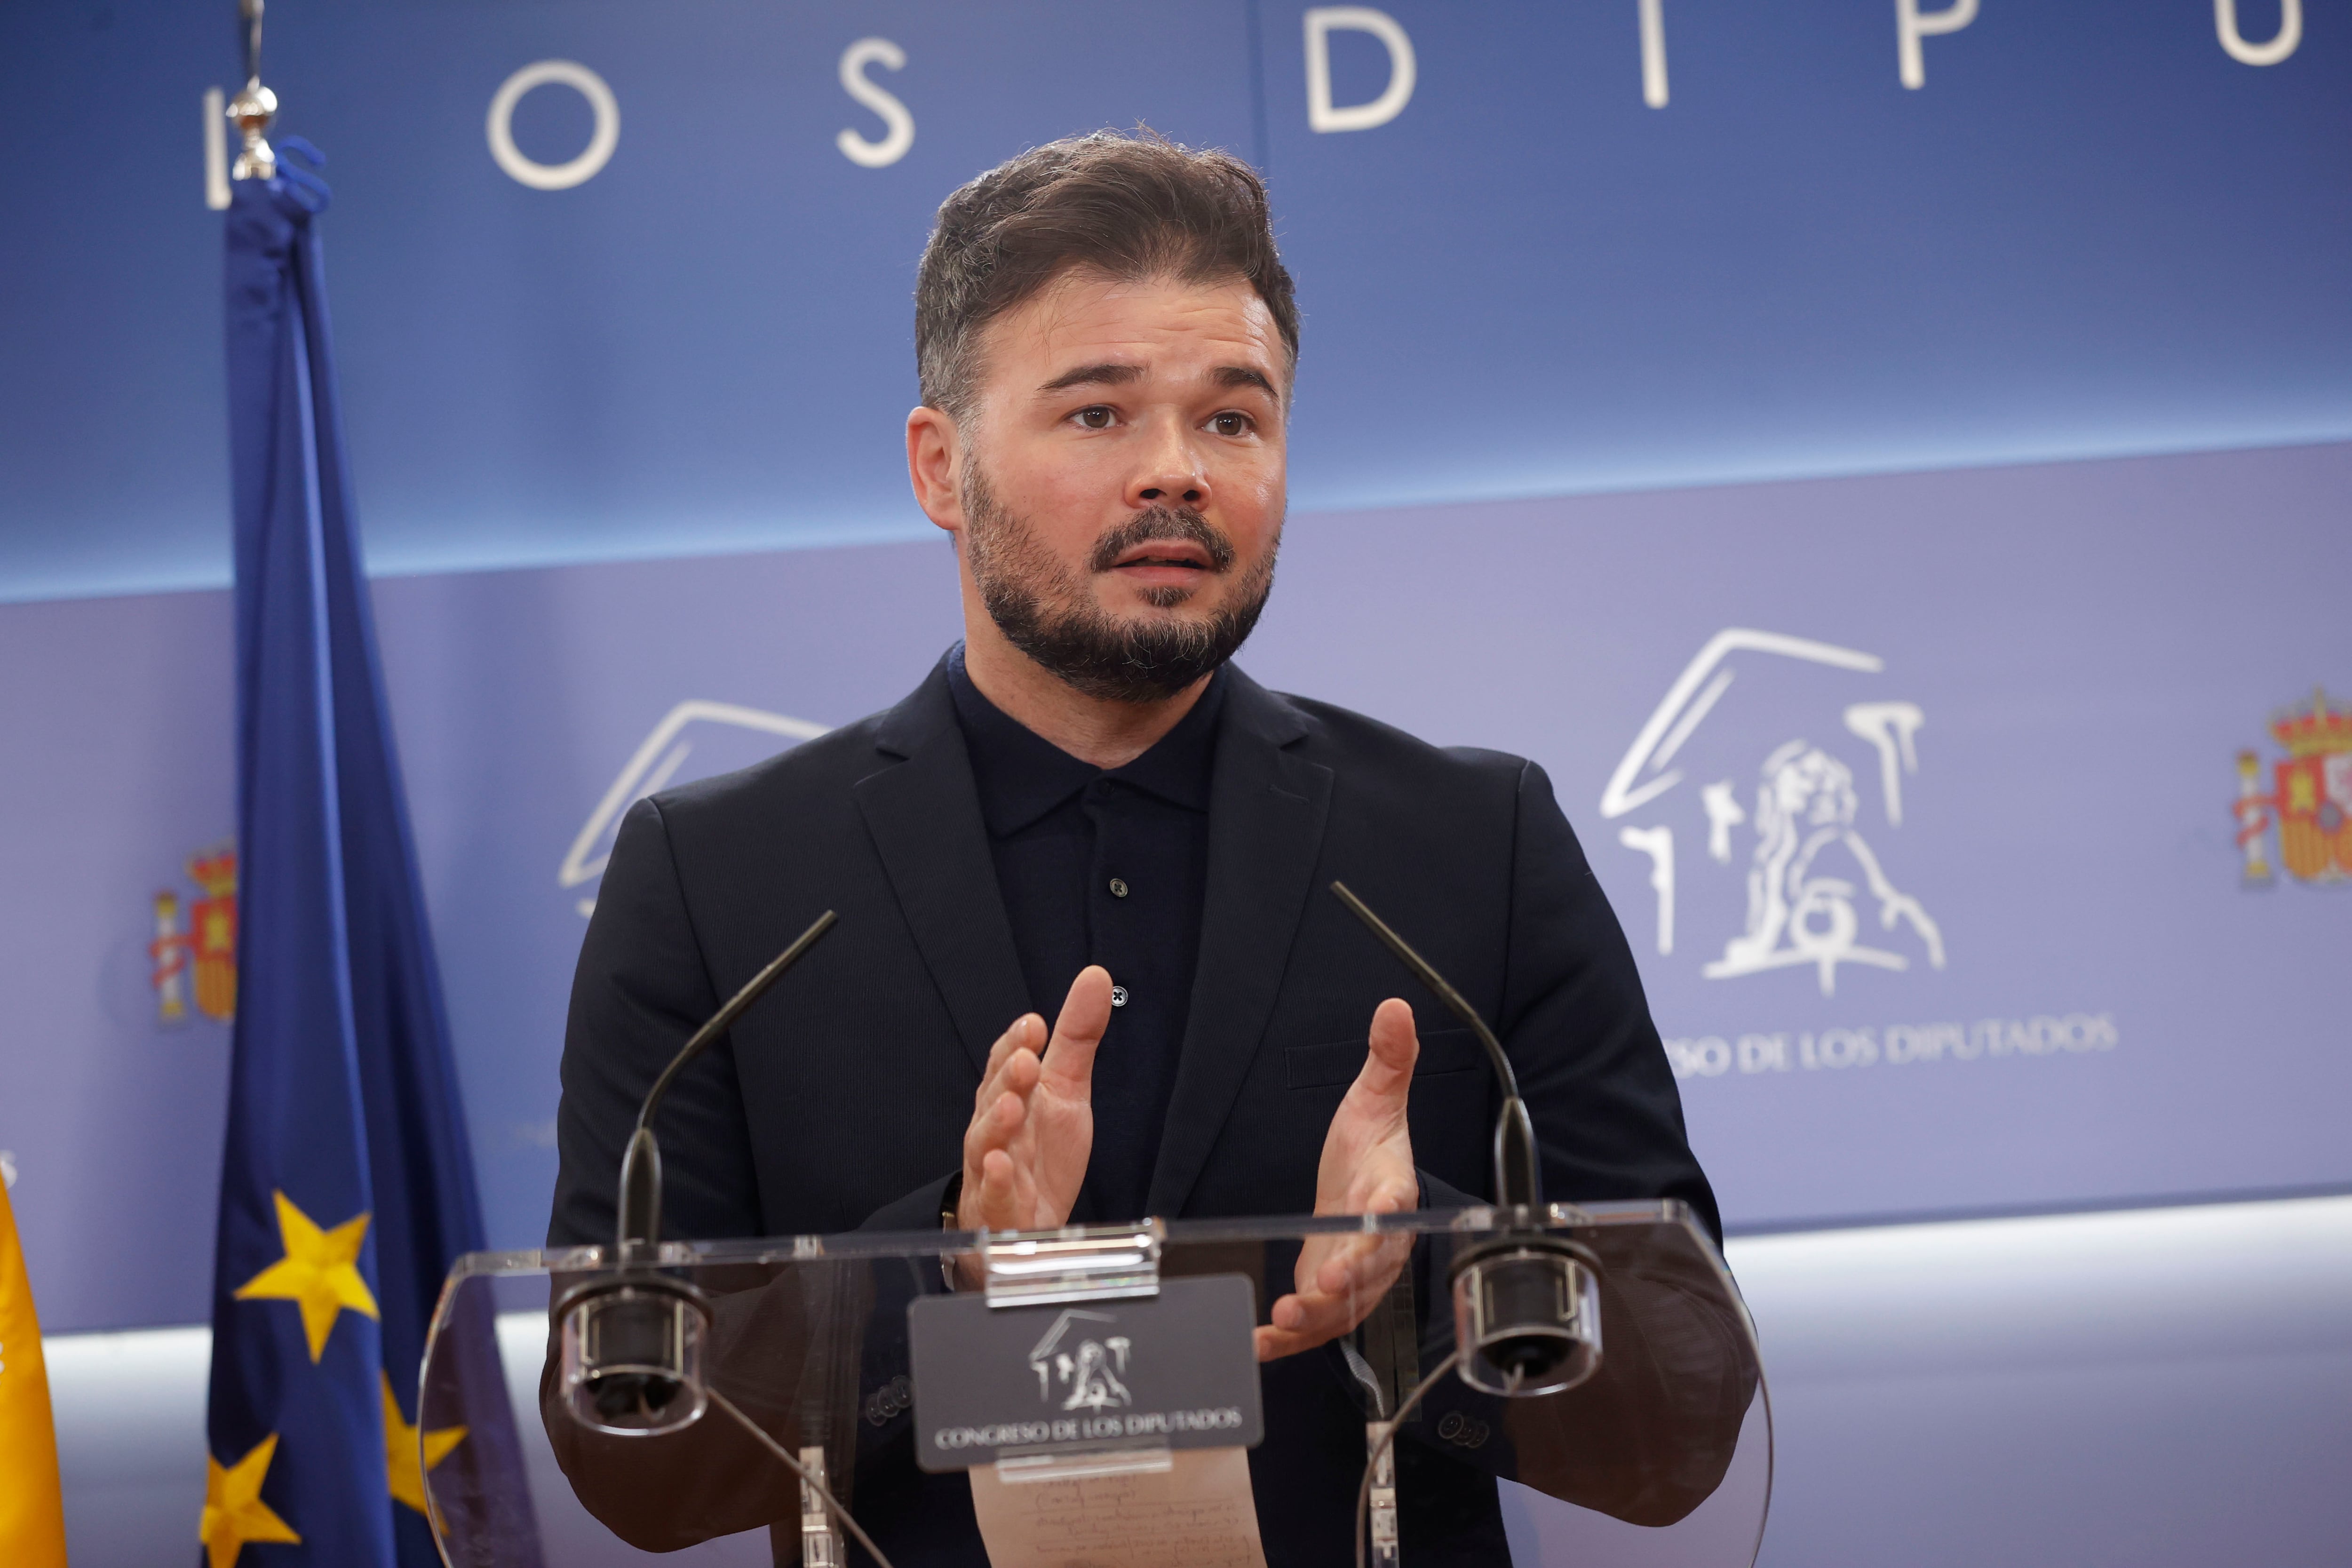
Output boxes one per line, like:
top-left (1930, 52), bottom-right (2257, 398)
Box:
top-left (837, 37), bottom-right (915, 167)
top-left (1304, 7), bottom-right (1417, 132)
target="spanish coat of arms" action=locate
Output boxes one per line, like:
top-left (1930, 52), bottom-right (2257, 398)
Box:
top-left (2234, 688), bottom-right (2352, 886)
top-left (151, 844), bottom-right (238, 1023)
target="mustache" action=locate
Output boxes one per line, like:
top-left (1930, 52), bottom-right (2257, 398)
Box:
top-left (1087, 507), bottom-right (1237, 574)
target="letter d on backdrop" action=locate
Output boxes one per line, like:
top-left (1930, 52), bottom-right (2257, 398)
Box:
top-left (1305, 7), bottom-right (1416, 132)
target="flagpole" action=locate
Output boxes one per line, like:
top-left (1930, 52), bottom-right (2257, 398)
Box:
top-left (225, 0), bottom-right (277, 181)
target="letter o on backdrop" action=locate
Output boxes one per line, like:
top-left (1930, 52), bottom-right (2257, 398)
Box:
top-left (487, 60), bottom-right (620, 190)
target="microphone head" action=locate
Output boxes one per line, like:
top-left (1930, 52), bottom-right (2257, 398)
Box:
top-left (1447, 1234), bottom-right (1602, 1398)
top-left (556, 1272), bottom-right (713, 1435)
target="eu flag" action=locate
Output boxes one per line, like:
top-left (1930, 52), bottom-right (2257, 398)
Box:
top-left (202, 147), bottom-right (542, 1568)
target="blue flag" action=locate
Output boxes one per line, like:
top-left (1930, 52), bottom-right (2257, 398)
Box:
top-left (202, 149), bottom-right (542, 1568)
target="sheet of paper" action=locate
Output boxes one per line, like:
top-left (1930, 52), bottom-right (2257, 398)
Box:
top-left (967, 1446), bottom-right (1268, 1568)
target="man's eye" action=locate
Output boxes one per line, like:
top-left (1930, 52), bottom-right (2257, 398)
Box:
top-left (1209, 412), bottom-right (1253, 437)
top-left (1074, 406), bottom-right (1115, 430)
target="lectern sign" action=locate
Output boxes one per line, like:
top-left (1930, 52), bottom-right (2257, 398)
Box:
top-left (907, 1275), bottom-right (1263, 1472)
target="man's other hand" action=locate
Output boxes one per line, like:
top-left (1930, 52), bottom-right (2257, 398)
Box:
top-left (955, 965), bottom-right (1111, 1235)
top-left (1255, 997), bottom-right (1421, 1361)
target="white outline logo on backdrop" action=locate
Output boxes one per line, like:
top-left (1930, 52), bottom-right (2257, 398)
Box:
top-left (1602, 629), bottom-right (1944, 997)
top-left (561, 700), bottom-right (830, 916)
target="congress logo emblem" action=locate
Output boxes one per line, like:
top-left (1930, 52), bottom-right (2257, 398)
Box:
top-left (561, 700), bottom-right (829, 916)
top-left (1602, 629), bottom-right (1944, 997)
top-left (1027, 1308), bottom-right (1134, 1412)
top-left (2233, 687), bottom-right (2352, 886)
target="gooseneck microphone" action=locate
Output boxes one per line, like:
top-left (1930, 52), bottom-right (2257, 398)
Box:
top-left (1327, 883), bottom-right (1537, 1211)
top-left (558, 911), bottom-right (838, 1437)
top-left (616, 910), bottom-right (840, 1253)
top-left (1328, 882), bottom-right (1601, 1400)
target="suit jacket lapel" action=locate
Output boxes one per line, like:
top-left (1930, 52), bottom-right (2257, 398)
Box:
top-left (852, 663), bottom-right (1030, 1080)
top-left (1146, 669), bottom-right (1332, 1217)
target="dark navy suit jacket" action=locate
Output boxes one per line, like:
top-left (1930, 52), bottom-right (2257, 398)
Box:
top-left (548, 658), bottom-right (1717, 1564)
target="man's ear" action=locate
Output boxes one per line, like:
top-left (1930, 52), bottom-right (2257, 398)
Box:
top-left (906, 405), bottom-right (965, 535)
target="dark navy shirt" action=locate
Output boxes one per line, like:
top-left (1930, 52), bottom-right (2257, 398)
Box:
top-left (946, 647), bottom-right (1225, 1223)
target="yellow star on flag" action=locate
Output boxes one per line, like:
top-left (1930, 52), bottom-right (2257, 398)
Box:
top-left (381, 1370), bottom-right (467, 1516)
top-left (232, 1191), bottom-right (380, 1362)
top-left (199, 1433), bottom-right (301, 1568)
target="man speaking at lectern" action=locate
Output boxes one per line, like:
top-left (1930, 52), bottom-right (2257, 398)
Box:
top-left (550, 130), bottom-right (1716, 1561)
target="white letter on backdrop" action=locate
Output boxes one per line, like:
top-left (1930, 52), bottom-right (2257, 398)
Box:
top-left (1896, 0), bottom-right (1978, 90)
top-left (486, 60), bottom-right (620, 190)
top-left (1304, 7), bottom-right (1416, 132)
top-left (2214, 0), bottom-right (2301, 65)
top-left (1638, 0), bottom-right (1669, 108)
top-left (837, 37), bottom-right (915, 167)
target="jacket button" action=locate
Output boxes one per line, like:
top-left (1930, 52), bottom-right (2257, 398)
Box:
top-left (1110, 985), bottom-right (1129, 1008)
top-left (1109, 877), bottom-right (1129, 898)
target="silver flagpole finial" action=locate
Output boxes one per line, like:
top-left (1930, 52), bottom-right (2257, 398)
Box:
top-left (226, 0), bottom-right (276, 181)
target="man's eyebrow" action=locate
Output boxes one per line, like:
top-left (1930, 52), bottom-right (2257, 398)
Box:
top-left (1036, 362), bottom-right (1144, 394)
top-left (1033, 362), bottom-right (1284, 400)
top-left (1212, 365), bottom-right (1280, 400)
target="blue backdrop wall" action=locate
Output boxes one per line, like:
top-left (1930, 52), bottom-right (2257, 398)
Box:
top-left (7, 441), bottom-right (2347, 1332)
top-left (3, 0), bottom-right (2346, 597)
top-left (1, 1), bottom-right (2347, 1335)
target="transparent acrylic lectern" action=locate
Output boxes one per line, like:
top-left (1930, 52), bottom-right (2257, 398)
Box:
top-left (419, 1202), bottom-right (1770, 1568)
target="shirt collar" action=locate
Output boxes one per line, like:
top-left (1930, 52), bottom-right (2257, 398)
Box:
top-left (946, 645), bottom-right (1227, 836)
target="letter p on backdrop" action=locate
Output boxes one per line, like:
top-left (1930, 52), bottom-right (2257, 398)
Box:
top-left (1897, 0), bottom-right (1979, 89)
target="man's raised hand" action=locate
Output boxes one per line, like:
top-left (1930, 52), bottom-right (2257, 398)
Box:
top-left (1255, 996), bottom-right (1422, 1361)
top-left (955, 965), bottom-right (1112, 1234)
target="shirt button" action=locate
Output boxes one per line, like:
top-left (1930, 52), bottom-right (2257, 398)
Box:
top-left (1110, 985), bottom-right (1129, 1008)
top-left (1108, 877), bottom-right (1129, 898)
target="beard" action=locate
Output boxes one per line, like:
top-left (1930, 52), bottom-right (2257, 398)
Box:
top-left (961, 463), bottom-right (1279, 704)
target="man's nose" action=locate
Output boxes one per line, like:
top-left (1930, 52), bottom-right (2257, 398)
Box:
top-left (1128, 419), bottom-right (1208, 510)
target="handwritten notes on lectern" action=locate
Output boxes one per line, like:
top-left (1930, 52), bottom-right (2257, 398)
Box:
top-left (967, 1447), bottom-right (1268, 1568)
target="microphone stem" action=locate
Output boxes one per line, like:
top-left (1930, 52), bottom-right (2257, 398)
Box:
top-left (618, 909), bottom-right (838, 1251)
top-left (636, 910), bottom-right (838, 1136)
top-left (1329, 883), bottom-right (1542, 1211)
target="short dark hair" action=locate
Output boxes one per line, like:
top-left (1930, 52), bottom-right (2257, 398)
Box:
top-left (915, 129), bottom-right (1299, 421)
